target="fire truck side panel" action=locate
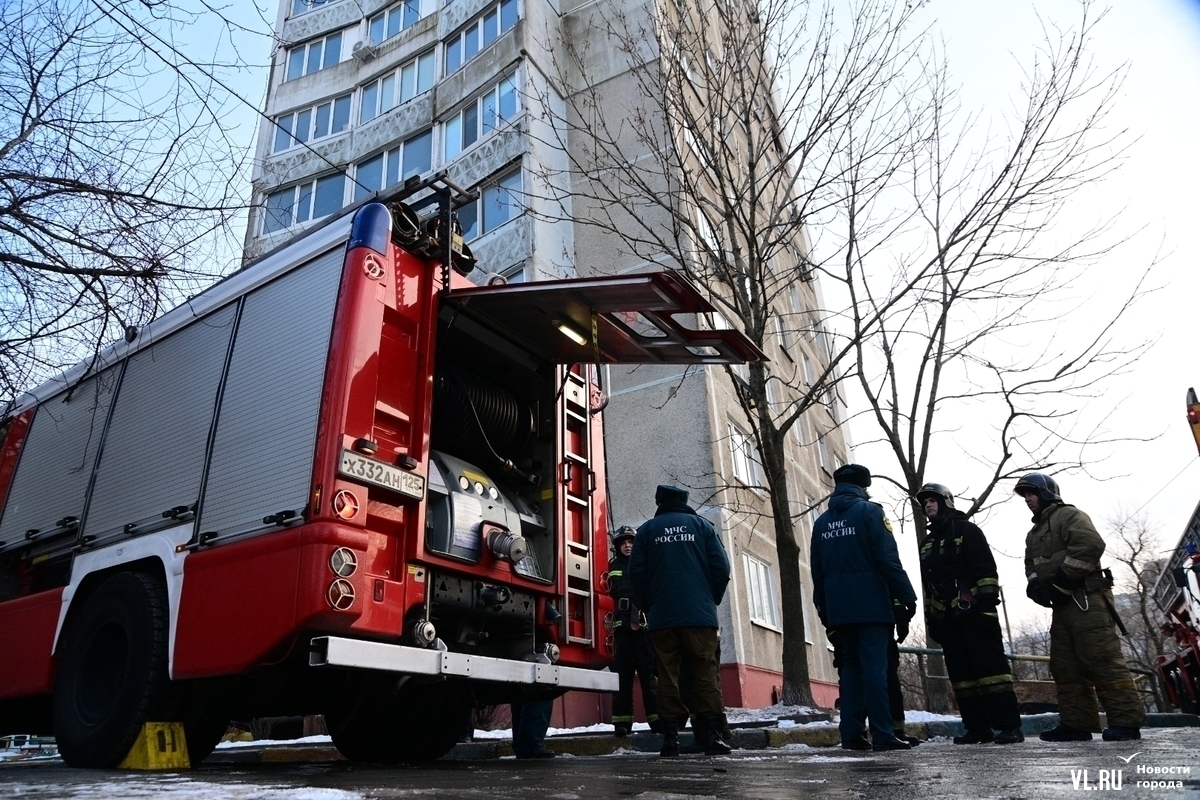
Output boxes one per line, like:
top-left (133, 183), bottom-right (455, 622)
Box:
top-left (0, 589), bottom-right (62, 698)
top-left (194, 247), bottom-right (342, 537)
top-left (82, 304), bottom-right (238, 545)
top-left (172, 529), bottom-right (303, 678)
top-left (0, 370), bottom-right (118, 549)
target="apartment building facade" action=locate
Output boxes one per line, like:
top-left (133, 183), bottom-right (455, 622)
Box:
top-left (250, 0), bottom-right (852, 710)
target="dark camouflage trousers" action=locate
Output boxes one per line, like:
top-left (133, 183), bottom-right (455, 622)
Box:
top-left (1050, 593), bottom-right (1146, 731)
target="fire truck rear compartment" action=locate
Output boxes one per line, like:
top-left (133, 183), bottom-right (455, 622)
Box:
top-left (420, 306), bottom-right (560, 658)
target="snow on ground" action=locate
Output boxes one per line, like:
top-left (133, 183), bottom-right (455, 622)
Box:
top-left (2, 777), bottom-right (363, 800)
top-left (212, 705), bottom-right (959, 747)
top-left (215, 734), bottom-right (333, 750)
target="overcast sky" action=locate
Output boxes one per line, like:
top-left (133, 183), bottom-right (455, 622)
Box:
top-left (844, 0), bottom-right (1200, 633)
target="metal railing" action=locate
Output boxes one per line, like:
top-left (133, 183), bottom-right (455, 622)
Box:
top-left (897, 645), bottom-right (1159, 702)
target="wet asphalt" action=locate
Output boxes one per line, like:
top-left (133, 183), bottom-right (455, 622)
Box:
top-left (2, 727), bottom-right (1198, 799)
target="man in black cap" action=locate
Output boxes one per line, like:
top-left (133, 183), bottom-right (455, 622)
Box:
top-left (811, 464), bottom-right (917, 751)
top-left (607, 525), bottom-right (660, 736)
top-left (630, 485), bottom-right (731, 757)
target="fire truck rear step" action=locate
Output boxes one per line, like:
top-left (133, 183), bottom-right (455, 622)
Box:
top-left (309, 636), bottom-right (618, 692)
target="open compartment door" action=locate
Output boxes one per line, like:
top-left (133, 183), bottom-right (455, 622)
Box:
top-left (442, 271), bottom-right (766, 364)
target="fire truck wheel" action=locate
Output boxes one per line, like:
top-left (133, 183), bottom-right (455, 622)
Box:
top-left (52, 572), bottom-right (171, 768)
top-left (326, 677), bottom-right (467, 763)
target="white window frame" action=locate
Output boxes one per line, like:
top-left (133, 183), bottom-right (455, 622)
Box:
top-left (291, 0), bottom-right (336, 16)
top-left (352, 129), bottom-right (433, 202)
top-left (360, 51), bottom-right (435, 126)
top-left (743, 554), bottom-right (781, 630)
top-left (729, 423), bottom-right (763, 489)
top-left (799, 573), bottom-right (815, 644)
top-left (774, 315), bottom-right (791, 357)
top-left (444, 0), bottom-right (519, 75)
top-left (285, 31), bottom-right (344, 82)
top-left (443, 74), bottom-right (520, 161)
top-left (806, 495), bottom-right (820, 535)
top-left (273, 93), bottom-right (352, 154)
top-left (457, 167), bottom-right (522, 242)
top-left (817, 430), bottom-right (831, 473)
top-left (262, 173), bottom-right (347, 235)
top-left (368, 0), bottom-right (436, 45)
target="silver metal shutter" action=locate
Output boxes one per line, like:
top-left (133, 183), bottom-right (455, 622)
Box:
top-left (197, 248), bottom-right (343, 536)
top-left (0, 371), bottom-right (119, 547)
top-left (83, 304), bottom-right (238, 539)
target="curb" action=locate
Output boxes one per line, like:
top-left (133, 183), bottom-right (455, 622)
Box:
top-left (203, 712), bottom-right (1200, 764)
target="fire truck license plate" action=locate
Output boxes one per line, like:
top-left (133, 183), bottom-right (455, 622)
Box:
top-left (339, 450), bottom-right (425, 499)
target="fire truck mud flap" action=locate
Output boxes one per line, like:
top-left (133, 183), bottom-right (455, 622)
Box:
top-left (309, 636), bottom-right (618, 692)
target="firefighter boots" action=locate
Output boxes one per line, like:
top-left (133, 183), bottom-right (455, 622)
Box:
top-left (953, 729), bottom-right (995, 745)
top-left (659, 722), bottom-right (680, 757)
top-left (1101, 726), bottom-right (1141, 741)
top-left (1039, 724), bottom-right (1093, 742)
top-left (703, 716), bottom-right (732, 756)
top-left (994, 728), bottom-right (1025, 744)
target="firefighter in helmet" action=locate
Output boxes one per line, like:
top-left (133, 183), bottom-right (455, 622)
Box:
top-left (1015, 473), bottom-right (1145, 741)
top-left (917, 482), bottom-right (1022, 744)
top-left (607, 525), bottom-right (660, 736)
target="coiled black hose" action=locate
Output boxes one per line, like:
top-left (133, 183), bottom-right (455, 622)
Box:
top-left (431, 364), bottom-right (533, 460)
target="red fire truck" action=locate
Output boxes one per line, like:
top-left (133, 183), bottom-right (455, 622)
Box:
top-left (1154, 389), bottom-right (1200, 713)
top-left (0, 181), bottom-right (761, 767)
top-left (1155, 529), bottom-right (1200, 714)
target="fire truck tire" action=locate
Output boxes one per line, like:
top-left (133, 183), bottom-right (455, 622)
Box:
top-left (52, 572), bottom-right (171, 768)
top-left (326, 677), bottom-right (467, 763)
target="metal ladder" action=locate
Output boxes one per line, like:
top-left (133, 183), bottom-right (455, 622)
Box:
top-left (559, 364), bottom-right (594, 646)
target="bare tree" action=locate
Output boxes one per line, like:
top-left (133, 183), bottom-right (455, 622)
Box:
top-left (847, 2), bottom-right (1153, 533)
top-left (526, 0), bottom-right (938, 705)
top-left (1108, 513), bottom-right (1172, 711)
top-left (0, 0), bottom-right (256, 401)
top-left (527, 0), bottom-right (1143, 706)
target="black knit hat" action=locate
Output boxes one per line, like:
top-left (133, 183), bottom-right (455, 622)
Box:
top-left (655, 484), bottom-right (689, 506)
top-left (833, 464), bottom-right (872, 488)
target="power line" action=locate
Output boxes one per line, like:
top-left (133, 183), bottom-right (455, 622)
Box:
top-left (88, 0), bottom-right (369, 198)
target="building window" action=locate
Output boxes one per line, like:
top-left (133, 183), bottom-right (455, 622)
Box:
top-left (443, 74), bottom-right (519, 161)
top-left (353, 130), bottom-right (433, 201)
top-left (457, 167), bottom-right (522, 241)
top-left (360, 51), bottom-right (435, 125)
top-left (445, 0), bottom-right (518, 75)
top-left (285, 31), bottom-right (344, 82)
top-left (292, 0), bottom-right (336, 15)
top-left (273, 94), bottom-right (352, 153)
top-left (368, 0), bottom-right (435, 45)
top-left (799, 575), bottom-right (815, 643)
top-left (806, 495), bottom-right (820, 534)
top-left (744, 555), bottom-right (780, 629)
top-left (817, 431), bottom-right (831, 472)
top-left (262, 173), bottom-right (346, 235)
top-left (729, 423), bottom-right (762, 488)
top-left (774, 315), bottom-right (791, 356)
top-left (802, 353), bottom-right (814, 387)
